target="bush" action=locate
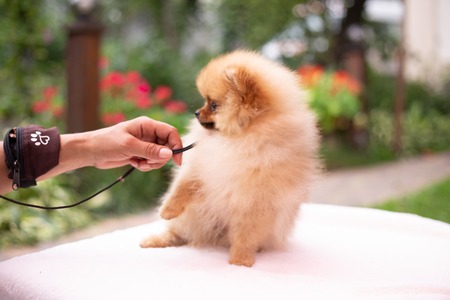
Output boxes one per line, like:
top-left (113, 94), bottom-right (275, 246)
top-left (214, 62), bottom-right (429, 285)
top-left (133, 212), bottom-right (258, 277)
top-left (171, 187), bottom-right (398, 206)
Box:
top-left (298, 65), bottom-right (362, 133)
top-left (0, 175), bottom-right (93, 248)
top-left (367, 68), bottom-right (450, 115)
top-left (369, 106), bottom-right (450, 156)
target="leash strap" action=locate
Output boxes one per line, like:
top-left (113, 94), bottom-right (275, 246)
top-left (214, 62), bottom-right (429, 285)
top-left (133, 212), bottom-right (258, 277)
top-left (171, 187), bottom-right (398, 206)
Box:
top-left (0, 167), bottom-right (136, 210)
top-left (0, 142), bottom-right (196, 210)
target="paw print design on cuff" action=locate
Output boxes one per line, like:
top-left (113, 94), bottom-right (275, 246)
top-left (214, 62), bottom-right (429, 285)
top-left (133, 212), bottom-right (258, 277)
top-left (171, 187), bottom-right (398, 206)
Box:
top-left (30, 131), bottom-right (51, 146)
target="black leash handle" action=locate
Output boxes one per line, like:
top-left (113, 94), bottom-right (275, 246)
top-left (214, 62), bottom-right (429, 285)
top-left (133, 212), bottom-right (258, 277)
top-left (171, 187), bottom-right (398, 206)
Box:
top-left (172, 142), bottom-right (196, 154)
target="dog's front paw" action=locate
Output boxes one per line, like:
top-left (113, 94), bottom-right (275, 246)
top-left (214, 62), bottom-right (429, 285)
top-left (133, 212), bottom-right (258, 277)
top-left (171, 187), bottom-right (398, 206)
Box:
top-left (228, 244), bottom-right (256, 267)
top-left (229, 255), bottom-right (255, 268)
top-left (159, 203), bottom-right (185, 220)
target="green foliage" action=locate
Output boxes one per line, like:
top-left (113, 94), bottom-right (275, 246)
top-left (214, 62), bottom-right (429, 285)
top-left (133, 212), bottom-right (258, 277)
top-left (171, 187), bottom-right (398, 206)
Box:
top-left (217, 0), bottom-right (301, 49)
top-left (367, 68), bottom-right (450, 115)
top-left (369, 106), bottom-right (450, 156)
top-left (0, 176), bottom-right (93, 248)
top-left (0, 0), bottom-right (65, 119)
top-left (321, 136), bottom-right (395, 170)
top-left (308, 73), bottom-right (361, 133)
top-left (74, 165), bottom-right (170, 215)
top-left (362, 68), bottom-right (450, 157)
top-left (374, 176), bottom-right (450, 224)
top-left (100, 0), bottom-right (199, 51)
top-left (323, 70), bottom-right (450, 170)
top-left (299, 65), bottom-right (362, 133)
top-left (101, 40), bottom-right (205, 110)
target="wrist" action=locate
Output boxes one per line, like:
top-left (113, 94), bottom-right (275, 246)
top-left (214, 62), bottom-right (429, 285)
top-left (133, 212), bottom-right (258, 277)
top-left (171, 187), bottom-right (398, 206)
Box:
top-left (58, 132), bottom-right (95, 171)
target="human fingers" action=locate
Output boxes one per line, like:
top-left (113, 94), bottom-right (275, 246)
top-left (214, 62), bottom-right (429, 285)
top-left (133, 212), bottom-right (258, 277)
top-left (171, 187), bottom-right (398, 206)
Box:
top-left (128, 117), bottom-right (183, 166)
top-left (128, 139), bottom-right (173, 164)
top-left (130, 159), bottom-right (167, 172)
top-left (133, 117), bottom-right (182, 149)
top-left (152, 121), bottom-right (183, 166)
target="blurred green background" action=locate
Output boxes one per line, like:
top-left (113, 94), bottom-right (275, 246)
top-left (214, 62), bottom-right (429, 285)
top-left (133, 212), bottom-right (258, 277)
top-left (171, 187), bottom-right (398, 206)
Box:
top-left (1, 0), bottom-right (449, 248)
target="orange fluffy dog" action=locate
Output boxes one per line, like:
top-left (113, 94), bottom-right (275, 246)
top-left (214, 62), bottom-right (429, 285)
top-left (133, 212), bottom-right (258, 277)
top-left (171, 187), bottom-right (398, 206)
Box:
top-left (140, 50), bottom-right (320, 267)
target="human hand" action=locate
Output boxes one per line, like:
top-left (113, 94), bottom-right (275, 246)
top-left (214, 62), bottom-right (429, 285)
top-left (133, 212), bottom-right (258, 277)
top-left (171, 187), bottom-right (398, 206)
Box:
top-left (88, 117), bottom-right (183, 171)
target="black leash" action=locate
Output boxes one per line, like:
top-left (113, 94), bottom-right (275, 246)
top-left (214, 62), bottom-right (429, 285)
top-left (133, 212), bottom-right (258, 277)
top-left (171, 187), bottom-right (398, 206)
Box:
top-left (0, 143), bottom-right (195, 210)
top-left (0, 167), bottom-right (136, 210)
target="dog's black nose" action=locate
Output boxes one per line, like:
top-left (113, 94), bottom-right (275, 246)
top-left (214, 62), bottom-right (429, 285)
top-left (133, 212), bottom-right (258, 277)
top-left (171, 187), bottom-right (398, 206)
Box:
top-left (195, 110), bottom-right (200, 118)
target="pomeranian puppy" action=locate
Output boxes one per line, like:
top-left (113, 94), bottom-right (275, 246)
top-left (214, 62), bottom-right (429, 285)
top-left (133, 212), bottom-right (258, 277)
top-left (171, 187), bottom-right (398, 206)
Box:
top-left (140, 50), bottom-right (320, 267)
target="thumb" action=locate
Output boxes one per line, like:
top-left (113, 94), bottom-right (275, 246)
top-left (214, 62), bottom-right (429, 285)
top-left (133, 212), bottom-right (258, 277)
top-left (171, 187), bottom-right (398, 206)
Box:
top-left (133, 140), bottom-right (173, 162)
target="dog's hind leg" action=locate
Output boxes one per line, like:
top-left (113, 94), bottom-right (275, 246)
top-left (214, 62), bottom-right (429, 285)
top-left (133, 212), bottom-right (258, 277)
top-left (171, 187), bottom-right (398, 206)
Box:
top-left (140, 229), bottom-right (186, 248)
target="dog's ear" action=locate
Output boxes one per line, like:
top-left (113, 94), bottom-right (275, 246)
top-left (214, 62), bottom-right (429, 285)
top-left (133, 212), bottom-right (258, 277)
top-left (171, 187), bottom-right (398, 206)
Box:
top-left (224, 66), bottom-right (260, 106)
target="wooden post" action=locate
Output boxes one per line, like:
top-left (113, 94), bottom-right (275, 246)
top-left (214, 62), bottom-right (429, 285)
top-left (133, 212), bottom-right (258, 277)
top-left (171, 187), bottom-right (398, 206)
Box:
top-left (66, 20), bottom-right (103, 133)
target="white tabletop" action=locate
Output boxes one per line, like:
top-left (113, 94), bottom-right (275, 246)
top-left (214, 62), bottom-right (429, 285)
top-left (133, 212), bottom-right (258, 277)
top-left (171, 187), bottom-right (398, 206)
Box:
top-left (1, 204), bottom-right (449, 300)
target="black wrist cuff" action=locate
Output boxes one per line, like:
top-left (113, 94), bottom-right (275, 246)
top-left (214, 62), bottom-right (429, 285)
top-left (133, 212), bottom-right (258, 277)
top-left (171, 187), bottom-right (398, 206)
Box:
top-left (3, 126), bottom-right (60, 190)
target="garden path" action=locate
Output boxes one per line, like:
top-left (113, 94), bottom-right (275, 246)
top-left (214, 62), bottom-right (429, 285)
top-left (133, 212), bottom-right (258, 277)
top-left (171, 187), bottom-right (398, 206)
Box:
top-left (309, 151), bottom-right (450, 206)
top-left (1, 151), bottom-right (450, 261)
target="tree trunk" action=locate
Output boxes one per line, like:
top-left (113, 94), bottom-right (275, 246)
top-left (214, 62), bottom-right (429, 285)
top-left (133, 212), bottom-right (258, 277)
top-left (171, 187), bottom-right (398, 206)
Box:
top-left (392, 1), bottom-right (406, 154)
top-left (332, 0), bottom-right (369, 148)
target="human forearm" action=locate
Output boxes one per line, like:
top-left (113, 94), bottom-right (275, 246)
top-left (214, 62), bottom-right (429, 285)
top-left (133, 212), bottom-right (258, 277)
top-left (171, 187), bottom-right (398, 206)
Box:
top-left (0, 142), bottom-right (12, 194)
top-left (0, 133), bottom-right (92, 194)
top-left (36, 132), bottom-right (94, 181)
top-left (1, 117), bottom-right (182, 195)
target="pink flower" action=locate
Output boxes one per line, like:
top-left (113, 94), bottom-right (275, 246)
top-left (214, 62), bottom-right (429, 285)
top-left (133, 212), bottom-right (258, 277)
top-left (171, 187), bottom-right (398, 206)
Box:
top-left (154, 86), bottom-right (172, 103)
top-left (32, 100), bottom-right (50, 113)
top-left (102, 112), bottom-right (126, 126)
top-left (164, 100), bottom-right (187, 114)
top-left (136, 97), bottom-right (152, 109)
top-left (42, 86), bottom-right (58, 101)
top-left (101, 71), bottom-right (125, 91)
top-left (138, 82), bottom-right (151, 93)
top-left (126, 71), bottom-right (141, 85)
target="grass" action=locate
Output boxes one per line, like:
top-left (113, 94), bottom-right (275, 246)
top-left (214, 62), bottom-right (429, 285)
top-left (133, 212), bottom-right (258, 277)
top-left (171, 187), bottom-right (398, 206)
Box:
top-left (373, 176), bottom-right (450, 224)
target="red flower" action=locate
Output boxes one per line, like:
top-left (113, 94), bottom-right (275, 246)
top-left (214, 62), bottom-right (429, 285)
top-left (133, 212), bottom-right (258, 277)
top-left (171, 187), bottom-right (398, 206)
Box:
top-left (298, 65), bottom-right (324, 87)
top-left (332, 71), bottom-right (361, 95)
top-left (136, 96), bottom-right (152, 109)
top-left (100, 71), bottom-right (125, 92)
top-left (138, 82), bottom-right (151, 93)
top-left (126, 71), bottom-right (141, 85)
top-left (154, 86), bottom-right (172, 104)
top-left (42, 86), bottom-right (58, 101)
top-left (32, 100), bottom-right (50, 113)
top-left (102, 112), bottom-right (126, 126)
top-left (164, 100), bottom-right (187, 114)
top-left (52, 106), bottom-right (64, 118)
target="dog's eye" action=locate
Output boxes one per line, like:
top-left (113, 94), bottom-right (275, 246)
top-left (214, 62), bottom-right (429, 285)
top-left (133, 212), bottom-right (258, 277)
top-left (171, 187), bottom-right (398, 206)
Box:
top-left (210, 101), bottom-right (218, 112)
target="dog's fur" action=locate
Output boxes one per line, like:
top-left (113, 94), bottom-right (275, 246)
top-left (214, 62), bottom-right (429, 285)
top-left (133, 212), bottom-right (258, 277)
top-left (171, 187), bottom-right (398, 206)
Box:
top-left (140, 50), bottom-right (321, 267)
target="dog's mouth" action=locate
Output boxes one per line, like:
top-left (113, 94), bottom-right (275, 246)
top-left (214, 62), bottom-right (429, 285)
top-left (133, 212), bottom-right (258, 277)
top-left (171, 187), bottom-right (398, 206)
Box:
top-left (200, 122), bottom-right (216, 130)
top-left (195, 111), bottom-right (216, 130)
